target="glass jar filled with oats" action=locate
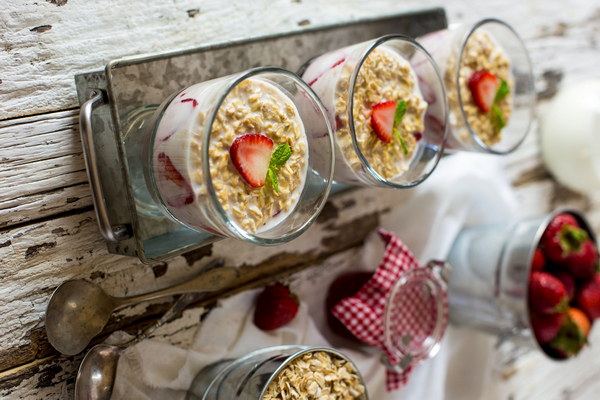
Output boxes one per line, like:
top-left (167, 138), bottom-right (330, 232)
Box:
top-left (416, 18), bottom-right (535, 154)
top-left (300, 35), bottom-right (448, 188)
top-left (187, 345), bottom-right (368, 400)
top-left (145, 67), bottom-right (334, 245)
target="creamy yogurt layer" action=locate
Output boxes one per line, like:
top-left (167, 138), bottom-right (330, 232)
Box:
top-left (303, 45), bottom-right (427, 184)
top-left (153, 77), bottom-right (308, 234)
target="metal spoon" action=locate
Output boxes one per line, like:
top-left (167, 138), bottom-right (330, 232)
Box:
top-left (74, 291), bottom-right (204, 400)
top-left (46, 258), bottom-right (237, 355)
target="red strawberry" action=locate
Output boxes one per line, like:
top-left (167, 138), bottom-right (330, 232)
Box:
top-left (531, 248), bottom-right (546, 272)
top-left (229, 134), bottom-right (274, 188)
top-left (547, 307), bottom-right (590, 358)
top-left (528, 271), bottom-right (568, 314)
top-left (253, 283), bottom-right (299, 330)
top-left (541, 213), bottom-right (588, 264)
top-left (370, 100), bottom-right (396, 143)
top-left (577, 274), bottom-right (600, 320)
top-left (156, 152), bottom-right (194, 207)
top-left (554, 271), bottom-right (576, 301)
top-left (530, 312), bottom-right (565, 344)
top-left (468, 70), bottom-right (499, 113)
top-left (564, 239), bottom-right (598, 280)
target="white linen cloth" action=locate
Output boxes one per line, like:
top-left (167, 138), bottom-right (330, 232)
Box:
top-left (111, 152), bottom-right (520, 400)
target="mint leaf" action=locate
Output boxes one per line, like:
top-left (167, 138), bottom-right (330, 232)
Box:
top-left (269, 144), bottom-right (292, 170)
top-left (393, 100), bottom-right (408, 155)
top-left (267, 169), bottom-right (278, 193)
top-left (266, 143), bottom-right (291, 193)
top-left (393, 100), bottom-right (407, 128)
top-left (490, 104), bottom-right (505, 131)
top-left (494, 79), bottom-right (510, 103)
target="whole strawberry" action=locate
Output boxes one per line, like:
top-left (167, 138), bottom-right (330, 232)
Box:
top-left (530, 312), bottom-right (565, 344)
top-left (541, 213), bottom-right (588, 264)
top-left (554, 271), bottom-right (576, 301)
top-left (547, 307), bottom-right (589, 358)
top-left (564, 239), bottom-right (598, 280)
top-left (577, 274), bottom-right (600, 320)
top-left (528, 271), bottom-right (568, 315)
top-left (253, 283), bottom-right (299, 331)
top-left (531, 248), bottom-right (546, 272)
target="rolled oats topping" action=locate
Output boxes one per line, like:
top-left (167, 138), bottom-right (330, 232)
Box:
top-left (154, 77), bottom-right (307, 234)
top-left (262, 350), bottom-right (366, 400)
top-left (201, 79), bottom-right (307, 233)
top-left (446, 30), bottom-right (513, 147)
top-left (333, 47), bottom-right (427, 181)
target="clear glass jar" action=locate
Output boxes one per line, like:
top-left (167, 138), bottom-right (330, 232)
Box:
top-left (417, 18), bottom-right (535, 154)
top-left (144, 67), bottom-right (334, 245)
top-left (300, 35), bottom-right (448, 188)
top-left (186, 346), bottom-right (368, 400)
top-left (326, 261), bottom-right (449, 372)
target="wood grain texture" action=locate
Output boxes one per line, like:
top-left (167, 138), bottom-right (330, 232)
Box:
top-left (1, 0), bottom-right (600, 398)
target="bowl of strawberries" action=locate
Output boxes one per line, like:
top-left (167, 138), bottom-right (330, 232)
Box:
top-left (528, 211), bottom-right (599, 359)
top-left (447, 208), bottom-right (598, 360)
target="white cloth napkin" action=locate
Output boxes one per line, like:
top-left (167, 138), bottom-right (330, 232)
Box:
top-left (111, 152), bottom-right (520, 400)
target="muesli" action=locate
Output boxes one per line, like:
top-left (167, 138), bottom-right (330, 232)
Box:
top-left (446, 30), bottom-right (513, 146)
top-left (153, 78), bottom-right (308, 233)
top-left (304, 44), bottom-right (427, 182)
top-left (262, 350), bottom-right (366, 400)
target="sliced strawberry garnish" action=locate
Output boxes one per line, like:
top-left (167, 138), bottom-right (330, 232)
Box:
top-left (370, 100), bottom-right (397, 144)
top-left (156, 152), bottom-right (194, 207)
top-left (468, 70), bottom-right (499, 113)
top-left (229, 133), bottom-right (274, 188)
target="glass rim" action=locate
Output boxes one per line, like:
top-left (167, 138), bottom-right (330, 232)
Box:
top-left (200, 66), bottom-right (334, 244)
top-left (383, 267), bottom-right (447, 366)
top-left (347, 34), bottom-right (448, 188)
top-left (455, 18), bottom-right (535, 154)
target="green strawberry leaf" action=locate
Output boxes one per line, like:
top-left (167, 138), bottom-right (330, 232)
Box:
top-left (393, 100), bottom-right (408, 155)
top-left (266, 143), bottom-right (291, 193)
top-left (559, 225), bottom-right (589, 255)
top-left (549, 314), bottom-right (587, 357)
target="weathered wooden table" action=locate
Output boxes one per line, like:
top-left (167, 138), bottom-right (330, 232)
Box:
top-left (1, 1), bottom-right (600, 398)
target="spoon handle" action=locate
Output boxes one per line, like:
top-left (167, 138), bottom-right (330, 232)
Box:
top-left (114, 258), bottom-right (238, 308)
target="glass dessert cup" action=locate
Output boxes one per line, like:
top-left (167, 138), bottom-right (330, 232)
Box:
top-left (186, 345), bottom-right (368, 400)
top-left (447, 209), bottom-right (597, 360)
top-left (300, 35), bottom-right (448, 188)
top-left (326, 261), bottom-right (449, 372)
top-left (417, 18), bottom-right (535, 154)
top-left (144, 67), bottom-right (334, 245)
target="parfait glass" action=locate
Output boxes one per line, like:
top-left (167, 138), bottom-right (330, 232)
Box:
top-left (143, 67), bottom-right (334, 245)
top-left (300, 35), bottom-right (448, 188)
top-left (417, 18), bottom-right (535, 154)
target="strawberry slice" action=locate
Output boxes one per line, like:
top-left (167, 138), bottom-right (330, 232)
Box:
top-left (229, 133), bottom-right (274, 188)
top-left (370, 100), bottom-right (397, 143)
top-left (468, 70), bottom-right (499, 113)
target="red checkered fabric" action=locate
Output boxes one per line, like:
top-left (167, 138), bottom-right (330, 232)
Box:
top-left (332, 228), bottom-right (448, 391)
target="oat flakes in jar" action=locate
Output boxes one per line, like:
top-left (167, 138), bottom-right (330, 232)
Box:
top-left (145, 67), bottom-right (334, 244)
top-left (300, 35), bottom-right (448, 188)
top-left (187, 346), bottom-right (368, 400)
top-left (417, 18), bottom-right (535, 154)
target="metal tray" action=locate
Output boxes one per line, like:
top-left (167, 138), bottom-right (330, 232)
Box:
top-left (74, 8), bottom-right (447, 263)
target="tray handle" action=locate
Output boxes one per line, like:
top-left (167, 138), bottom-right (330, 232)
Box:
top-left (79, 89), bottom-right (129, 242)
